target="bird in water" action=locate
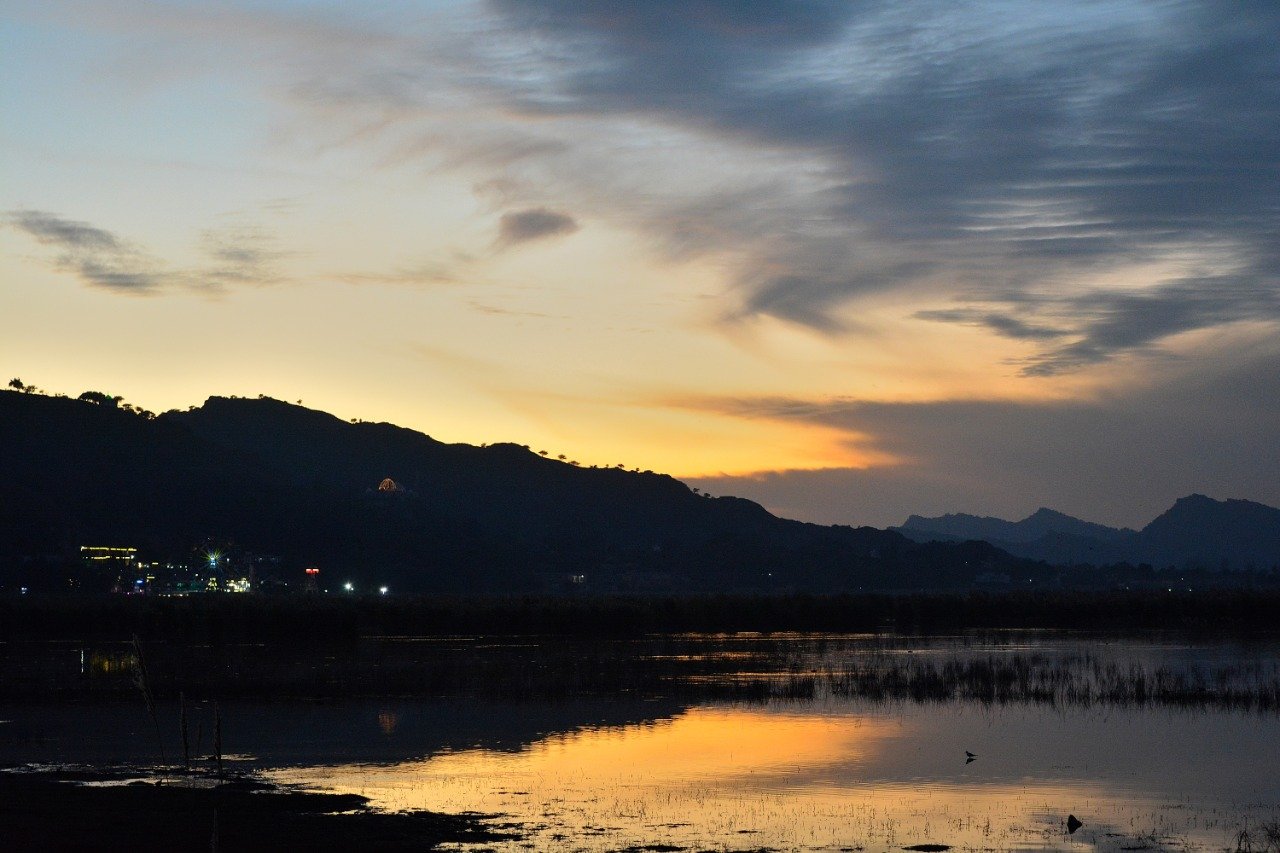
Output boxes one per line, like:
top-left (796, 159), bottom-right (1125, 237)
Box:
top-left (1067, 815), bottom-right (1083, 834)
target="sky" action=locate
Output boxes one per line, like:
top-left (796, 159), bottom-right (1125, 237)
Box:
top-left (3, 0), bottom-right (1278, 529)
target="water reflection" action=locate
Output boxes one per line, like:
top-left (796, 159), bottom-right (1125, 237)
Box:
top-left (272, 701), bottom-right (1280, 852)
top-left (5, 633), bottom-right (1280, 851)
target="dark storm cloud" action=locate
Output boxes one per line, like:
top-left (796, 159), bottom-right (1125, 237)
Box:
top-left (683, 344), bottom-right (1280, 528)
top-left (496, 208), bottom-right (580, 246)
top-left (486, 0), bottom-right (1280, 368)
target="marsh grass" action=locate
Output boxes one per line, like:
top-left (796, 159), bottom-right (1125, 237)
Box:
top-left (1236, 821), bottom-right (1280, 852)
top-left (814, 652), bottom-right (1280, 710)
top-left (129, 634), bottom-right (167, 771)
top-left (7, 630), bottom-right (1280, 715)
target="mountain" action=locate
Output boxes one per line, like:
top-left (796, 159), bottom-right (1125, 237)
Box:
top-left (0, 390), bottom-right (1030, 593)
top-left (898, 507), bottom-right (1127, 545)
top-left (1140, 494), bottom-right (1280, 570)
top-left (898, 496), bottom-right (1280, 570)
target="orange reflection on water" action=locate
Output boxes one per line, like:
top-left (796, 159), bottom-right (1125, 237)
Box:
top-left (269, 704), bottom-right (1266, 852)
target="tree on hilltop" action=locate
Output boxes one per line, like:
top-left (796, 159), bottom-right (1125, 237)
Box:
top-left (78, 391), bottom-right (121, 408)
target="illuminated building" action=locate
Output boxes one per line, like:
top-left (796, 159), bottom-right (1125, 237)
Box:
top-left (225, 577), bottom-right (252, 593)
top-left (80, 545), bottom-right (137, 563)
top-left (78, 545), bottom-right (138, 593)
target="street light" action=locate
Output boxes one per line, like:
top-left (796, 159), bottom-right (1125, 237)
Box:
top-left (379, 586), bottom-right (388, 595)
top-left (343, 582), bottom-right (353, 592)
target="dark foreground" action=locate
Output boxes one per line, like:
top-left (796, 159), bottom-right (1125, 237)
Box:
top-left (6, 588), bottom-right (1280, 644)
top-left (0, 767), bottom-right (514, 852)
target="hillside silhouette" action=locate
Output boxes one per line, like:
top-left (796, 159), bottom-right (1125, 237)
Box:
top-left (1, 390), bottom-right (1028, 593)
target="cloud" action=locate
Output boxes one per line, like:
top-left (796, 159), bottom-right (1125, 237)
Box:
top-left (475, 0), bottom-right (1280, 365)
top-left (7, 210), bottom-right (162, 294)
top-left (197, 224), bottom-right (287, 290)
top-left (496, 207), bottom-right (579, 247)
top-left (7, 210), bottom-right (286, 295)
top-left (917, 272), bottom-right (1280, 374)
top-left (31, 1), bottom-right (1280, 370)
top-left (9, 210), bottom-right (121, 251)
top-left (682, 341), bottom-right (1280, 528)
top-left (913, 309), bottom-right (1070, 342)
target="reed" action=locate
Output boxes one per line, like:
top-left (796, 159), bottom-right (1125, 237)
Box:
top-left (129, 634), bottom-right (167, 771)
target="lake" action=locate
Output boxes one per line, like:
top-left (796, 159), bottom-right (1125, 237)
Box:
top-left (3, 632), bottom-right (1279, 851)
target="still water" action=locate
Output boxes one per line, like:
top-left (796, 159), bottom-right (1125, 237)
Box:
top-left (270, 700), bottom-right (1280, 852)
top-left (5, 633), bottom-right (1280, 851)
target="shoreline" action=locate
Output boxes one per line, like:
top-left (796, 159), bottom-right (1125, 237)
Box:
top-left (4, 589), bottom-right (1280, 645)
top-left (0, 765), bottom-right (517, 852)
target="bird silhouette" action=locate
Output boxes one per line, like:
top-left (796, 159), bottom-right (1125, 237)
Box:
top-left (965, 751), bottom-right (977, 763)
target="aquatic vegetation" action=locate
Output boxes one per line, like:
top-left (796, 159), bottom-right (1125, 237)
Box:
top-left (1236, 821), bottom-right (1280, 853)
top-left (4, 629), bottom-right (1280, 714)
top-left (815, 651), bottom-right (1280, 711)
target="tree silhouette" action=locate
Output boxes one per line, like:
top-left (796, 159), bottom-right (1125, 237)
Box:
top-left (8, 378), bottom-right (24, 392)
top-left (78, 391), bottom-right (120, 408)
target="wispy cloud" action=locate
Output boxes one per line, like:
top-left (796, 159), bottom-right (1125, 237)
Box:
top-left (917, 271), bottom-right (1280, 374)
top-left (472, 0), bottom-right (1280, 366)
top-left (913, 309), bottom-right (1071, 342)
top-left (7, 210), bottom-right (288, 295)
top-left (21, 2), bottom-right (1279, 369)
top-left (7, 210), bottom-right (162, 294)
top-left (197, 224), bottom-right (287, 290)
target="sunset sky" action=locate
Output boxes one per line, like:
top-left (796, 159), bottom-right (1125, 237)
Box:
top-left (3, 1), bottom-right (1278, 528)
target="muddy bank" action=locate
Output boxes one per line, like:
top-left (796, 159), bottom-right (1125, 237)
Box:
top-left (0, 766), bottom-right (517, 852)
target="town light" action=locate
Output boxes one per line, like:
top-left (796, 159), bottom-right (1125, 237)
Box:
top-left (343, 582), bottom-right (353, 592)
top-left (379, 586), bottom-right (388, 595)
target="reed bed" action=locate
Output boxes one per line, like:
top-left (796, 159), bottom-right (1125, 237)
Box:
top-left (812, 651), bottom-right (1280, 711)
top-left (5, 630), bottom-right (1280, 713)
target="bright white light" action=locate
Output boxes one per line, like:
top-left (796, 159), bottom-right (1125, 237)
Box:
top-left (379, 586), bottom-right (388, 595)
top-left (344, 582), bottom-right (354, 592)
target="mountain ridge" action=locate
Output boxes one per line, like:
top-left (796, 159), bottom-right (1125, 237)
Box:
top-left (897, 495), bottom-right (1280, 569)
top-left (4, 389), bottom-right (1276, 592)
top-left (1, 390), bottom-right (1021, 593)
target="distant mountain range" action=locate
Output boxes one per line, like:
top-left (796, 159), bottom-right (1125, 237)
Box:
top-left (3, 389), bottom-right (1276, 595)
top-left (896, 495), bottom-right (1280, 569)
